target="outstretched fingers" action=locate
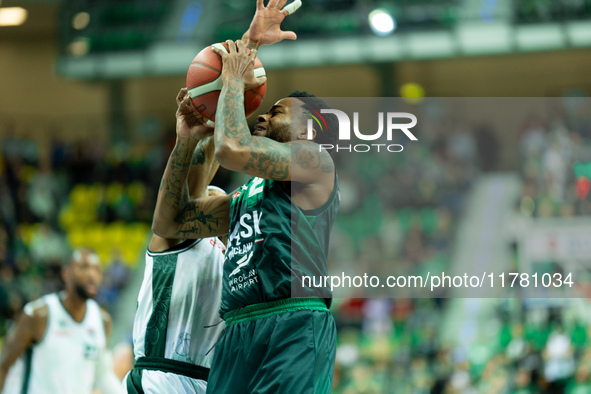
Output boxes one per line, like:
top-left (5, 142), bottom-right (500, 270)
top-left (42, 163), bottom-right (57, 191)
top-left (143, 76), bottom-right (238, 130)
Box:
top-left (282, 0), bottom-right (302, 15)
top-left (280, 30), bottom-right (297, 40)
top-left (267, 0), bottom-right (301, 14)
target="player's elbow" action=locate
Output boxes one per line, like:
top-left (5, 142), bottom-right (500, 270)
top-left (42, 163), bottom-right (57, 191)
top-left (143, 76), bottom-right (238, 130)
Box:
top-left (151, 219), bottom-right (173, 238)
top-left (215, 143), bottom-right (243, 171)
top-left (214, 140), bottom-right (232, 160)
top-left (151, 221), bottom-right (164, 237)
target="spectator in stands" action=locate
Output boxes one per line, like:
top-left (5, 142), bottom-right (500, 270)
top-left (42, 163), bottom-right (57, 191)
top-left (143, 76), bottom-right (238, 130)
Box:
top-left (544, 324), bottom-right (575, 393)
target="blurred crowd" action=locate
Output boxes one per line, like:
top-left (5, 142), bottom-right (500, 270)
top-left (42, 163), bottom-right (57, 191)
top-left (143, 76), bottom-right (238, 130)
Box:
top-left (328, 97), bottom-right (591, 393)
top-left (331, 297), bottom-right (591, 394)
top-left (327, 99), bottom-right (489, 296)
top-left (517, 98), bottom-right (591, 218)
top-left (328, 102), bottom-right (486, 392)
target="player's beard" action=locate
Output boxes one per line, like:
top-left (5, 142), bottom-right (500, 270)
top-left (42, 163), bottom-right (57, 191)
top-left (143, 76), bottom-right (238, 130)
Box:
top-left (73, 282), bottom-right (94, 300)
top-left (266, 125), bottom-right (291, 143)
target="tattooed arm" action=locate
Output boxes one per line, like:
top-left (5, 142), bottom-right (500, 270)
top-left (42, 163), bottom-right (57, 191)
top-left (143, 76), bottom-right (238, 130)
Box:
top-left (212, 40), bottom-right (334, 184)
top-left (151, 88), bottom-right (230, 241)
top-left (150, 136), bottom-right (223, 250)
top-left (187, 136), bottom-right (219, 201)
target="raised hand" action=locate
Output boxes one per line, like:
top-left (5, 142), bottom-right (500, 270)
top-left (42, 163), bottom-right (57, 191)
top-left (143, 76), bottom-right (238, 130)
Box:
top-left (211, 40), bottom-right (267, 90)
top-left (242, 0), bottom-right (301, 49)
top-left (175, 88), bottom-right (214, 140)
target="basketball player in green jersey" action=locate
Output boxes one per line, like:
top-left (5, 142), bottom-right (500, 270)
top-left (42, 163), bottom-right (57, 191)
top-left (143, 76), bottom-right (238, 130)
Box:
top-left (153, 1), bottom-right (339, 393)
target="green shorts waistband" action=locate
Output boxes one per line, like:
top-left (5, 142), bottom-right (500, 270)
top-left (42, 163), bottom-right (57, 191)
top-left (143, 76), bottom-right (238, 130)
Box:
top-left (223, 298), bottom-right (328, 325)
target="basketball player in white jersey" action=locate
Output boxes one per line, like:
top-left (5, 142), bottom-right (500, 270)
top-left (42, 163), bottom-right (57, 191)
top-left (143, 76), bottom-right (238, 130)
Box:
top-left (0, 247), bottom-right (123, 394)
top-left (123, 88), bottom-right (226, 394)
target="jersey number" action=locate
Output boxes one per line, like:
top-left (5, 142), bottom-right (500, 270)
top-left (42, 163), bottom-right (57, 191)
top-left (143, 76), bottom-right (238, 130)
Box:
top-left (249, 177), bottom-right (264, 198)
top-left (84, 343), bottom-right (98, 360)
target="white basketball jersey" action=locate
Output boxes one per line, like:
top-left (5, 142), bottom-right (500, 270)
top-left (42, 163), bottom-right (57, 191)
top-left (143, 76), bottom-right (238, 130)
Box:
top-left (132, 237), bottom-right (225, 368)
top-left (5, 293), bottom-right (106, 394)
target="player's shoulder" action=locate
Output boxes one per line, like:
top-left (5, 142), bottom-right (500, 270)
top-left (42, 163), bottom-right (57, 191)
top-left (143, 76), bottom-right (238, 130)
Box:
top-left (20, 297), bottom-right (49, 341)
top-left (290, 139), bottom-right (327, 153)
top-left (291, 140), bottom-right (335, 173)
top-left (23, 297), bottom-right (49, 320)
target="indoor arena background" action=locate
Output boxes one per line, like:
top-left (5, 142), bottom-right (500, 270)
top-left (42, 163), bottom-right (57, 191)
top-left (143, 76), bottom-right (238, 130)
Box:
top-left (2, 0), bottom-right (591, 392)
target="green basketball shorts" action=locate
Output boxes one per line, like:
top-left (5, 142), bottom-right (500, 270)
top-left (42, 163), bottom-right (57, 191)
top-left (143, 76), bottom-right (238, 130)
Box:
top-left (206, 298), bottom-right (336, 394)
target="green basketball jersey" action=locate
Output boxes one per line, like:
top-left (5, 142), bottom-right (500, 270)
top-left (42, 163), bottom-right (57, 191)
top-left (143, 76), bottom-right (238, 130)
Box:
top-left (220, 175), bottom-right (339, 315)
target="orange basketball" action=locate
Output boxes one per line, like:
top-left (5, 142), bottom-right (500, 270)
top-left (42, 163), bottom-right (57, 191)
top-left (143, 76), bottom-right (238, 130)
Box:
top-left (186, 42), bottom-right (267, 122)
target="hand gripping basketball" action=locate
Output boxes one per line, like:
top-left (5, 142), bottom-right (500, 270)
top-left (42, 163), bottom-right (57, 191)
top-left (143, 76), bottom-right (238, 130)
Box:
top-left (212, 41), bottom-right (267, 91)
top-left (186, 42), bottom-right (268, 121)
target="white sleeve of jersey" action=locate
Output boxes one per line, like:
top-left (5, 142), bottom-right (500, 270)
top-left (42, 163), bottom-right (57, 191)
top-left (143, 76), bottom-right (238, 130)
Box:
top-left (94, 349), bottom-right (124, 394)
top-left (23, 299), bottom-right (46, 316)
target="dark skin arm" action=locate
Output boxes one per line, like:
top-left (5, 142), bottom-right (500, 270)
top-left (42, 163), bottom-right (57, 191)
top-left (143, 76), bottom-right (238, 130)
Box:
top-left (150, 89), bottom-right (221, 250)
top-left (151, 88), bottom-right (231, 240)
top-left (0, 304), bottom-right (47, 391)
top-left (212, 40), bottom-right (335, 200)
top-left (211, 0), bottom-right (303, 180)
top-left (186, 137), bottom-right (219, 203)
top-left (149, 137), bottom-right (219, 251)
top-left (152, 0), bottom-right (301, 239)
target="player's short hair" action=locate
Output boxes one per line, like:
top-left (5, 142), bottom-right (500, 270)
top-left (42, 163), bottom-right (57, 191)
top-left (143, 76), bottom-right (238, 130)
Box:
top-left (287, 91), bottom-right (338, 147)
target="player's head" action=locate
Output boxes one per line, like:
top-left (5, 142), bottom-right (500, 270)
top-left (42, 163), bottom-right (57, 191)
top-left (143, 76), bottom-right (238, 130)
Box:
top-left (62, 247), bottom-right (102, 300)
top-left (253, 91), bottom-right (337, 146)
